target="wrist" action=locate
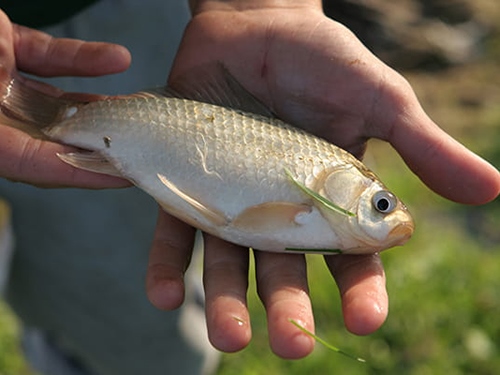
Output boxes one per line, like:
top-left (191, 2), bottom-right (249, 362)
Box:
top-left (190, 0), bottom-right (322, 14)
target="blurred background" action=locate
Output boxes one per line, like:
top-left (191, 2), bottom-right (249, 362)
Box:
top-left (1, 0), bottom-right (499, 374)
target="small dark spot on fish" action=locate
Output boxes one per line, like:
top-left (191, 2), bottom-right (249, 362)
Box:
top-left (103, 136), bottom-right (112, 148)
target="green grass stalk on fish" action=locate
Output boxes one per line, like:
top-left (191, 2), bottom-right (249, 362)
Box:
top-left (289, 319), bottom-right (366, 363)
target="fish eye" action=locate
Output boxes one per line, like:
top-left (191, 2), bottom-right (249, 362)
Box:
top-left (372, 190), bottom-right (397, 214)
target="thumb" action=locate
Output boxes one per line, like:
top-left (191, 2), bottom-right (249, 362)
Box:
top-left (372, 75), bottom-right (500, 205)
top-left (393, 112), bottom-right (499, 205)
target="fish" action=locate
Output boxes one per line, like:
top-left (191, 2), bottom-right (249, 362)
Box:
top-left (0, 64), bottom-right (414, 254)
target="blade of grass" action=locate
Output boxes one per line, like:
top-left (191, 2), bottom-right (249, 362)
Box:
top-left (284, 169), bottom-right (356, 217)
top-left (289, 319), bottom-right (366, 363)
top-left (285, 247), bottom-right (343, 254)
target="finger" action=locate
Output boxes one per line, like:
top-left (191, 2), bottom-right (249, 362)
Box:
top-left (146, 209), bottom-right (196, 310)
top-left (324, 254), bottom-right (388, 336)
top-left (13, 24), bottom-right (131, 77)
top-left (0, 126), bottom-right (129, 188)
top-left (254, 251), bottom-right (315, 359)
top-left (372, 74), bottom-right (500, 205)
top-left (203, 234), bottom-right (251, 352)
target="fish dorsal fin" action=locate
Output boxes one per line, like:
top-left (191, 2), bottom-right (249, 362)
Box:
top-left (133, 87), bottom-right (184, 100)
top-left (163, 62), bottom-right (274, 117)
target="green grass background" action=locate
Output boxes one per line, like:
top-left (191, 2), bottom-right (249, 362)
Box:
top-left (1, 3), bottom-right (499, 375)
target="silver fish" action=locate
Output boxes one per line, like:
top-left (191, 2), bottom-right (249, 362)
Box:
top-left (0, 66), bottom-right (414, 254)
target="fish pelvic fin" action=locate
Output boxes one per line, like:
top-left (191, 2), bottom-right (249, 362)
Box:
top-left (157, 173), bottom-right (229, 227)
top-left (0, 68), bottom-right (79, 136)
top-left (284, 169), bottom-right (356, 217)
top-left (57, 152), bottom-right (124, 177)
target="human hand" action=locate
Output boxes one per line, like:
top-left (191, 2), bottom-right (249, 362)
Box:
top-left (0, 9), bottom-right (131, 188)
top-left (146, 0), bottom-right (500, 359)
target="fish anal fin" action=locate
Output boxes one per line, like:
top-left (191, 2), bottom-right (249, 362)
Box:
top-left (157, 173), bottom-right (228, 226)
top-left (57, 152), bottom-right (123, 177)
top-left (232, 202), bottom-right (312, 232)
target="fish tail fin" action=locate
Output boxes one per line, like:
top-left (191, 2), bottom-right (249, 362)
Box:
top-left (0, 67), bottom-right (73, 136)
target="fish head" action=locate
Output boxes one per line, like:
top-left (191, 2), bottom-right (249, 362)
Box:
top-left (318, 166), bottom-right (414, 253)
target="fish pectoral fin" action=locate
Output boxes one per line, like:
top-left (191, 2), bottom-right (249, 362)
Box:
top-left (156, 173), bottom-right (228, 226)
top-left (57, 151), bottom-right (123, 177)
top-left (231, 202), bottom-right (312, 232)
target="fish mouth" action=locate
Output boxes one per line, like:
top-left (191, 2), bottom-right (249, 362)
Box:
top-left (388, 221), bottom-right (415, 245)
